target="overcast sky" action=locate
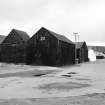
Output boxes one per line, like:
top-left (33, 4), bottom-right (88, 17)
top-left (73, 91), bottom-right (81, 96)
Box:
top-left (0, 0), bottom-right (105, 43)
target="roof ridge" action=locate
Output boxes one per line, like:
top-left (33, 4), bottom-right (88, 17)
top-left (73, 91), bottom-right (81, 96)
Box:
top-left (41, 27), bottom-right (74, 44)
top-left (13, 29), bottom-right (30, 42)
top-left (75, 41), bottom-right (86, 48)
top-left (13, 29), bottom-right (28, 34)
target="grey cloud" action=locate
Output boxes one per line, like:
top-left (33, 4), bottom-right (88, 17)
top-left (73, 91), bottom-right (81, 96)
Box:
top-left (0, 0), bottom-right (104, 43)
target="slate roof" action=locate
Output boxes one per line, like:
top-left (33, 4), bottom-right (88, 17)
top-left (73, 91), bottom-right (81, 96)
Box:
top-left (75, 42), bottom-right (85, 49)
top-left (41, 27), bottom-right (74, 44)
top-left (13, 29), bottom-right (30, 42)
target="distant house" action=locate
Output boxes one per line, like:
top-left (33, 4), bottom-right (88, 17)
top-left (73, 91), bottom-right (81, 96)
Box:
top-left (26, 27), bottom-right (75, 66)
top-left (0, 29), bottom-right (30, 63)
top-left (75, 41), bottom-right (89, 63)
top-left (0, 35), bottom-right (6, 59)
top-left (0, 35), bottom-right (6, 50)
top-left (0, 35), bottom-right (6, 44)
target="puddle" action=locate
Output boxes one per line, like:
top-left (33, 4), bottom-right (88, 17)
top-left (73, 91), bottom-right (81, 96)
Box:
top-left (61, 75), bottom-right (72, 77)
top-left (32, 74), bottom-right (47, 77)
top-left (67, 72), bottom-right (78, 74)
top-left (37, 82), bottom-right (91, 91)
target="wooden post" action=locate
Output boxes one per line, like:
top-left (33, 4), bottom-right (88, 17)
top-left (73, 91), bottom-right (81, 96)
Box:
top-left (73, 33), bottom-right (78, 64)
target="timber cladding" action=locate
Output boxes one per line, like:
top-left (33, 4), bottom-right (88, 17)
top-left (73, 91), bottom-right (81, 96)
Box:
top-left (0, 44), bottom-right (27, 63)
top-left (0, 29), bottom-right (30, 63)
top-left (26, 27), bottom-right (75, 66)
top-left (75, 42), bottom-right (89, 63)
top-left (0, 27), bottom-right (76, 66)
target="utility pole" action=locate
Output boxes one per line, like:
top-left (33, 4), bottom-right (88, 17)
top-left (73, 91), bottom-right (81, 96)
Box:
top-left (73, 33), bottom-right (78, 42)
top-left (73, 33), bottom-right (79, 64)
top-left (77, 34), bottom-right (79, 42)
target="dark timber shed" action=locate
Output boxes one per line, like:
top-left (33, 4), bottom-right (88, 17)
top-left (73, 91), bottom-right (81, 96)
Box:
top-left (26, 27), bottom-right (75, 66)
top-left (0, 29), bottom-right (30, 63)
top-left (75, 41), bottom-right (89, 63)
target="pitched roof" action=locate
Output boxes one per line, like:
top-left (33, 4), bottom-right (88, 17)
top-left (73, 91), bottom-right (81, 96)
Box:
top-left (41, 27), bottom-right (74, 44)
top-left (13, 29), bottom-right (30, 42)
top-left (0, 35), bottom-right (6, 44)
top-left (75, 42), bottom-right (86, 49)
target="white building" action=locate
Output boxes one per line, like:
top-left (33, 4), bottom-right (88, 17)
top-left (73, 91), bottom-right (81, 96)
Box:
top-left (88, 48), bottom-right (96, 62)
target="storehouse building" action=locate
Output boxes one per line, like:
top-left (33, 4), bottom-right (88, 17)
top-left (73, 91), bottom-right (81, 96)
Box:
top-left (75, 41), bottom-right (89, 63)
top-left (0, 29), bottom-right (30, 63)
top-left (26, 27), bottom-right (75, 66)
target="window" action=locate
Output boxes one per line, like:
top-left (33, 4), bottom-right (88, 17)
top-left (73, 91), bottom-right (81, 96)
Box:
top-left (40, 36), bottom-right (45, 41)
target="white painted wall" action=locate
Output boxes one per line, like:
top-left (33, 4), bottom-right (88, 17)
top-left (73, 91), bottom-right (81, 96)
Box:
top-left (88, 49), bottom-right (96, 61)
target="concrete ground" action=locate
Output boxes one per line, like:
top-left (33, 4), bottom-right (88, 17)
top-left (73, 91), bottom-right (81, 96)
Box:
top-left (0, 59), bottom-right (105, 104)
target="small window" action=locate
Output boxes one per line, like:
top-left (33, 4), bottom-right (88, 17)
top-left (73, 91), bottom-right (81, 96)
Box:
top-left (11, 44), bottom-right (17, 46)
top-left (40, 36), bottom-right (45, 41)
